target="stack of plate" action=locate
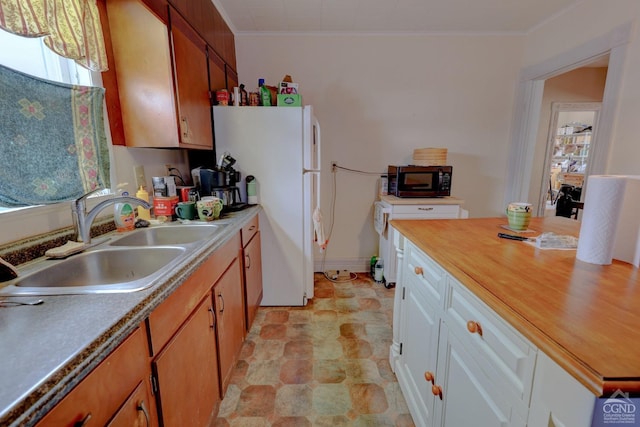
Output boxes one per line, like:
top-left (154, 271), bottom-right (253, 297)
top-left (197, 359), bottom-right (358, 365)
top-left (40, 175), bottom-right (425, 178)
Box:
top-left (413, 148), bottom-right (447, 166)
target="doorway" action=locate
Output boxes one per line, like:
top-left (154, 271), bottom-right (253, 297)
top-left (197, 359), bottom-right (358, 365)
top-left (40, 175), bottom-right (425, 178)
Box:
top-left (540, 102), bottom-right (601, 217)
top-left (503, 22), bottom-right (632, 212)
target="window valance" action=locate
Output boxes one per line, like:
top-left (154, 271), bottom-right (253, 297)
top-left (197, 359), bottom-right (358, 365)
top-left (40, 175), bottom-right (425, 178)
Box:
top-left (0, 0), bottom-right (107, 71)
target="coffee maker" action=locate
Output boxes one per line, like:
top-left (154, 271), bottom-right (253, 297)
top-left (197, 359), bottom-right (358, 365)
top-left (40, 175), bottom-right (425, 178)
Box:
top-left (198, 152), bottom-right (246, 212)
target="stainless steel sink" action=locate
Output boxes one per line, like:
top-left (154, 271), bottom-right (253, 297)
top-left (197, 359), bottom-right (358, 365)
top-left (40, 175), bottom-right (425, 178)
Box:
top-left (110, 224), bottom-right (226, 246)
top-left (0, 247), bottom-right (186, 295)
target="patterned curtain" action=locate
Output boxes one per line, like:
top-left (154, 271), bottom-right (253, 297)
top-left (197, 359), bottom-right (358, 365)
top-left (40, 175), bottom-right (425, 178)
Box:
top-left (0, 0), bottom-right (107, 71)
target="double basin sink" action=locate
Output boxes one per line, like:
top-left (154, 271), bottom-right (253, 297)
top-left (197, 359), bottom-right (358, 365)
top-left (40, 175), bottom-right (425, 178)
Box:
top-left (0, 223), bottom-right (227, 296)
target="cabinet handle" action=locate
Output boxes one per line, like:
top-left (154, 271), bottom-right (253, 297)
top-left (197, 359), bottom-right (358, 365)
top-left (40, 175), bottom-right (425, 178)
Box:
top-left (432, 384), bottom-right (443, 400)
top-left (245, 253), bottom-right (251, 269)
top-left (249, 225), bottom-right (256, 231)
top-left (208, 306), bottom-right (215, 328)
top-left (466, 320), bottom-right (483, 337)
top-left (414, 266), bottom-right (424, 276)
top-left (74, 413), bottom-right (92, 427)
top-left (218, 292), bottom-right (225, 313)
top-left (137, 400), bottom-right (150, 427)
top-left (418, 207), bottom-right (434, 211)
top-left (424, 371), bottom-right (435, 384)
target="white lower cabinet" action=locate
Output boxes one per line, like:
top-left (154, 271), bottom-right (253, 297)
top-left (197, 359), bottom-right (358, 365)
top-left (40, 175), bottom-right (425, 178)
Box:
top-left (393, 238), bottom-right (594, 427)
top-left (435, 323), bottom-right (527, 426)
top-left (395, 268), bottom-right (441, 426)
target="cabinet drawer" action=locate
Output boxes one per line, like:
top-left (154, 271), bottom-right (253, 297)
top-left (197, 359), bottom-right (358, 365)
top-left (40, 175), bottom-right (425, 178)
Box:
top-left (37, 326), bottom-right (149, 427)
top-left (392, 204), bottom-right (460, 218)
top-left (241, 214), bottom-right (259, 247)
top-left (445, 280), bottom-right (536, 408)
top-left (405, 242), bottom-right (446, 306)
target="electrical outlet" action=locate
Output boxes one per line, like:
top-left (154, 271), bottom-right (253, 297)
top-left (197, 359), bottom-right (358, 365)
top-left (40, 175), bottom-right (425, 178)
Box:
top-left (165, 164), bottom-right (172, 176)
top-left (331, 161), bottom-right (337, 172)
top-left (133, 165), bottom-right (146, 189)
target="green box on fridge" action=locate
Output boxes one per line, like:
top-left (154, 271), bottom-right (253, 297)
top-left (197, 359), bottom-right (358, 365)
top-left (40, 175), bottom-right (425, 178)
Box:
top-left (277, 94), bottom-right (301, 106)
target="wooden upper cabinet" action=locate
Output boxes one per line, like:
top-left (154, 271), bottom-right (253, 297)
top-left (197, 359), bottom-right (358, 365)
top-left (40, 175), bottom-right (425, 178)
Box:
top-left (168, 0), bottom-right (236, 70)
top-left (105, 0), bottom-right (213, 149)
top-left (169, 8), bottom-right (213, 149)
top-left (209, 47), bottom-right (227, 93)
top-left (106, 0), bottom-right (179, 148)
top-left (226, 66), bottom-right (239, 93)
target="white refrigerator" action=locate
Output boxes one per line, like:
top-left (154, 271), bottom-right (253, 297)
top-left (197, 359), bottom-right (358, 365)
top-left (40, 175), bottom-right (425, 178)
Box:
top-left (212, 105), bottom-right (321, 306)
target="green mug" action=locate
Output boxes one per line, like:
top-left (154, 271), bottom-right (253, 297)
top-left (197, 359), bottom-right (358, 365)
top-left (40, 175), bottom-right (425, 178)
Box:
top-left (175, 201), bottom-right (196, 220)
top-left (506, 202), bottom-right (532, 231)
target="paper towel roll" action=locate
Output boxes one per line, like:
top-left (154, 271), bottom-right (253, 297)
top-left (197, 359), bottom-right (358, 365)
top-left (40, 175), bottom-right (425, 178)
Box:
top-left (576, 175), bottom-right (627, 265)
top-left (613, 176), bottom-right (640, 267)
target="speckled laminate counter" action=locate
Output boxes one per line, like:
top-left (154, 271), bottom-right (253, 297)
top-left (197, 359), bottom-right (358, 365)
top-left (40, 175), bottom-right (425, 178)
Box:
top-left (0, 206), bottom-right (260, 427)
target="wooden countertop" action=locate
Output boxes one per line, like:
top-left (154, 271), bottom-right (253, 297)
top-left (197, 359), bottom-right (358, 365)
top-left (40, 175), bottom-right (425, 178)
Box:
top-left (390, 216), bottom-right (640, 396)
top-left (379, 195), bottom-right (465, 205)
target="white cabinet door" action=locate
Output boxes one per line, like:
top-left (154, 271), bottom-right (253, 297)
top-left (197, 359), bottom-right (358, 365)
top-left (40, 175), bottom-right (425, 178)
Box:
top-left (528, 352), bottom-right (595, 427)
top-left (396, 279), bottom-right (441, 427)
top-left (435, 323), bottom-right (526, 427)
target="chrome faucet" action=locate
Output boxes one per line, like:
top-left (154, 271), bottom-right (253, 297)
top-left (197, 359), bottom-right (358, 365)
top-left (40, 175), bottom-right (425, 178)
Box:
top-left (71, 188), bottom-right (152, 244)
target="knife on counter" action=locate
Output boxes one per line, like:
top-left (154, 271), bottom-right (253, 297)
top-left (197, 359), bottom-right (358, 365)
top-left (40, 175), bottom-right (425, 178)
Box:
top-left (497, 232), bottom-right (535, 242)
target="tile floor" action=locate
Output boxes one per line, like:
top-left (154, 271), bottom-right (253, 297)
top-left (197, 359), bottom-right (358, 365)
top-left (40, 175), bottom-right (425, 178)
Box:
top-left (214, 272), bottom-right (415, 427)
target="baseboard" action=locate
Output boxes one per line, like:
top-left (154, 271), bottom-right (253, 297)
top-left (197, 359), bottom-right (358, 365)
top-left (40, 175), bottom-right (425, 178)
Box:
top-left (314, 257), bottom-right (370, 274)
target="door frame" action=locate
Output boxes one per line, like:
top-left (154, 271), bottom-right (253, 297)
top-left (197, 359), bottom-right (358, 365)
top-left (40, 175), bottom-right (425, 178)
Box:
top-left (538, 102), bottom-right (601, 216)
top-left (503, 21), bottom-right (633, 210)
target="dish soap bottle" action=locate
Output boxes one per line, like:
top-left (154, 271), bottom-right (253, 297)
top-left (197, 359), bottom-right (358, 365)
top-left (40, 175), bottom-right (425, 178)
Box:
top-left (135, 186), bottom-right (151, 220)
top-left (114, 190), bottom-right (135, 232)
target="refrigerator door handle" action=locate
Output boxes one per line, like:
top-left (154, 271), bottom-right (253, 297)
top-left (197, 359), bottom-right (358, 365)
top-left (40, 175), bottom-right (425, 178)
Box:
top-left (314, 118), bottom-right (321, 171)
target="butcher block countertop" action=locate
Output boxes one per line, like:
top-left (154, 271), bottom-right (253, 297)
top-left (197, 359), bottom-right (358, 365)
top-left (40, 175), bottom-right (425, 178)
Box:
top-left (390, 216), bottom-right (640, 397)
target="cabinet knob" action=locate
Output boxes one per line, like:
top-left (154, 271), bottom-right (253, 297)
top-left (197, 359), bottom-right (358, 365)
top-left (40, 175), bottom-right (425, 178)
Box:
top-left (245, 254), bottom-right (251, 269)
top-left (424, 371), bottom-right (435, 384)
top-left (414, 266), bottom-right (424, 276)
top-left (431, 384), bottom-right (443, 400)
top-left (466, 320), bottom-right (483, 337)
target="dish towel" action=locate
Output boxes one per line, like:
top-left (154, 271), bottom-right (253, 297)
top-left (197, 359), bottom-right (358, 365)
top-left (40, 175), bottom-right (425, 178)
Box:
top-left (0, 63), bottom-right (110, 206)
top-left (313, 206), bottom-right (328, 252)
top-left (374, 201), bottom-right (390, 236)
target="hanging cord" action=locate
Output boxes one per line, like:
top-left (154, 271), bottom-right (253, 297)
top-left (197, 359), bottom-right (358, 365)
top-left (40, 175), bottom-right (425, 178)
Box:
top-left (320, 164), bottom-right (384, 283)
top-left (167, 167), bottom-right (186, 185)
top-left (333, 164), bottom-right (387, 176)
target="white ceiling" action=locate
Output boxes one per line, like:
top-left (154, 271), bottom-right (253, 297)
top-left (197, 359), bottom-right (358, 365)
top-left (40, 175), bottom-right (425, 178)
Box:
top-left (213, 0), bottom-right (579, 34)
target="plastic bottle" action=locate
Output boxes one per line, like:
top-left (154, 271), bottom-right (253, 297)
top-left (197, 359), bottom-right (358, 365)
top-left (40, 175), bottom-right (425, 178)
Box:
top-left (136, 186), bottom-right (151, 220)
top-left (374, 258), bottom-right (384, 283)
top-left (259, 78), bottom-right (271, 106)
top-left (370, 256), bottom-right (378, 277)
top-left (114, 190), bottom-right (135, 232)
top-left (239, 84), bottom-right (248, 106)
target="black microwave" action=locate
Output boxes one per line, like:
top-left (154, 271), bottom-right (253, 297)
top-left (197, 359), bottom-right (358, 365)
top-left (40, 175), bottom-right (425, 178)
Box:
top-left (387, 165), bottom-right (452, 198)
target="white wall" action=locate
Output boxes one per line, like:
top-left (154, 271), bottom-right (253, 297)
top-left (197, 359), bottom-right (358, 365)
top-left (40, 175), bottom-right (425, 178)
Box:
top-left (235, 33), bottom-right (524, 267)
top-left (522, 0), bottom-right (640, 176)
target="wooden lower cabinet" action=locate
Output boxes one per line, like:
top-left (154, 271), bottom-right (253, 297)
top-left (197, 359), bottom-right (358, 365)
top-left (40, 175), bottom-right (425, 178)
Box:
top-left (214, 257), bottom-right (246, 395)
top-left (153, 294), bottom-right (220, 427)
top-left (106, 381), bottom-right (156, 427)
top-left (241, 215), bottom-right (263, 330)
top-left (36, 326), bottom-right (156, 427)
top-left (36, 223), bottom-right (259, 427)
